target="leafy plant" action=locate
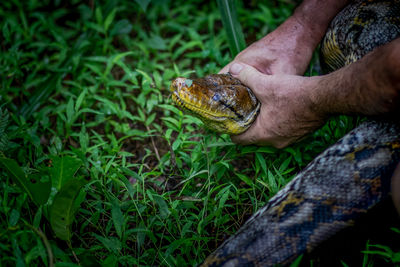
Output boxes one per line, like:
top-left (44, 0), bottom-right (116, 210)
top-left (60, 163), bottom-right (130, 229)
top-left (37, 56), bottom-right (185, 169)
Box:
top-left (362, 228), bottom-right (400, 265)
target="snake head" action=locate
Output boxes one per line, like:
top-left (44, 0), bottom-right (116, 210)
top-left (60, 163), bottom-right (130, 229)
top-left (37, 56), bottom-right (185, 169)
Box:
top-left (170, 74), bottom-right (260, 135)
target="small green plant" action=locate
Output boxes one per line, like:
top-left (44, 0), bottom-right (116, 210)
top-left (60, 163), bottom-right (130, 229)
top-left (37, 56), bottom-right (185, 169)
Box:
top-left (362, 228), bottom-right (400, 265)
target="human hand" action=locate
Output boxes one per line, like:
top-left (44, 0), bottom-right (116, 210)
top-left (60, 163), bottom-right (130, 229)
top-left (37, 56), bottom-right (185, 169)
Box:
top-left (229, 63), bottom-right (326, 148)
top-left (218, 0), bottom-right (350, 76)
top-left (219, 19), bottom-right (315, 76)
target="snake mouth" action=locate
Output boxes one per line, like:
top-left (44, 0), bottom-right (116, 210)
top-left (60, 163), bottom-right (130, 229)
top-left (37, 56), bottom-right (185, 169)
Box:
top-left (171, 91), bottom-right (231, 121)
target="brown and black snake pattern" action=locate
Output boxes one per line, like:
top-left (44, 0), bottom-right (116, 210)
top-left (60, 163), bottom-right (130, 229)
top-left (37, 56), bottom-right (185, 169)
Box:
top-left (201, 0), bottom-right (400, 266)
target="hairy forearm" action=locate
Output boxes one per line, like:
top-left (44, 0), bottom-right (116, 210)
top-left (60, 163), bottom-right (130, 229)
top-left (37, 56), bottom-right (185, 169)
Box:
top-left (251, 0), bottom-right (350, 75)
top-left (311, 38), bottom-right (400, 116)
top-left (292, 0), bottom-right (350, 48)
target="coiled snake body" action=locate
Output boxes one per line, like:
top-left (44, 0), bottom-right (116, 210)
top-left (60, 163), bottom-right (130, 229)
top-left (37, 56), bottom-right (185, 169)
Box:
top-left (171, 0), bottom-right (400, 266)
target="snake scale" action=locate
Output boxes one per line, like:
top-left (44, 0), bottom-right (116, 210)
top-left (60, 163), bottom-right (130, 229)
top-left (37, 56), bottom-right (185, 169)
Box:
top-left (171, 0), bottom-right (400, 266)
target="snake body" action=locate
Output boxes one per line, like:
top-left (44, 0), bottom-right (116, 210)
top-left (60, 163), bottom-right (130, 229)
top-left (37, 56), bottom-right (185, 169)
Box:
top-left (202, 120), bottom-right (400, 266)
top-left (171, 0), bottom-right (400, 266)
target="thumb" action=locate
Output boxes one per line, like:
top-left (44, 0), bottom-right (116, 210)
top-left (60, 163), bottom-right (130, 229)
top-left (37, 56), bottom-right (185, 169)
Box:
top-left (218, 63), bottom-right (230, 74)
top-left (229, 63), bottom-right (269, 98)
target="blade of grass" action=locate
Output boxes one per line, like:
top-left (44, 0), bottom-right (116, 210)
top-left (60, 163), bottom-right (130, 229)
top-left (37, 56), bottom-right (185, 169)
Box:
top-left (217, 0), bottom-right (246, 57)
top-left (19, 74), bottom-right (63, 118)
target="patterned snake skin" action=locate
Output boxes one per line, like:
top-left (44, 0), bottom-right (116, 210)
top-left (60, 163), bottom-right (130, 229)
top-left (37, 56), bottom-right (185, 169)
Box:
top-left (201, 0), bottom-right (400, 266)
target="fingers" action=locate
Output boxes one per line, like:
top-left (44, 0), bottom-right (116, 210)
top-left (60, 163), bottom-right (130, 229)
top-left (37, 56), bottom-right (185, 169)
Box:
top-left (231, 128), bottom-right (258, 145)
top-left (230, 112), bottom-right (265, 146)
top-left (228, 63), bottom-right (269, 145)
top-left (218, 64), bottom-right (231, 74)
top-left (228, 63), bottom-right (270, 99)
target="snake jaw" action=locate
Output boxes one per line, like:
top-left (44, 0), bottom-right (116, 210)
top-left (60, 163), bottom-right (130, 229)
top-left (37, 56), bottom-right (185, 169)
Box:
top-left (171, 91), bottom-right (228, 121)
top-left (171, 77), bottom-right (237, 121)
top-left (170, 75), bottom-right (260, 134)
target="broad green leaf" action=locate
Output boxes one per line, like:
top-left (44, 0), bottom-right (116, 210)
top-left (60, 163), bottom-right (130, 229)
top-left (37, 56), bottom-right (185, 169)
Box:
top-left (153, 194), bottom-right (170, 219)
top-left (75, 89), bottom-right (87, 112)
top-left (19, 75), bottom-right (62, 118)
top-left (0, 108), bottom-right (9, 152)
top-left (104, 9), bottom-right (117, 32)
top-left (267, 169), bottom-right (278, 193)
top-left (112, 51), bottom-right (135, 64)
top-left (158, 104), bottom-right (182, 116)
top-left (216, 0), bottom-right (246, 57)
top-left (11, 238), bottom-right (25, 267)
top-left (173, 63), bottom-right (181, 76)
top-left (9, 209), bottom-right (20, 227)
top-left (111, 200), bottom-right (125, 238)
top-left (256, 146), bottom-right (277, 153)
top-left (135, 69), bottom-right (153, 85)
top-left (290, 254), bottom-right (303, 267)
top-left (102, 254), bottom-right (118, 267)
top-left (165, 128), bottom-right (173, 141)
top-left (255, 152), bottom-right (267, 174)
top-left (105, 51), bottom-right (135, 76)
top-left (135, 0), bottom-right (151, 12)
top-left (93, 234), bottom-right (122, 254)
top-left (172, 138), bottom-right (181, 151)
top-left (145, 33), bottom-right (167, 51)
top-left (33, 206), bottom-right (43, 228)
top-left (66, 97), bottom-right (75, 124)
top-left (172, 41), bottom-right (202, 60)
top-left (110, 19), bottom-right (133, 36)
top-left (235, 173), bottom-right (253, 186)
top-left (217, 186), bottom-right (230, 209)
top-left (118, 174), bottom-right (136, 198)
top-left (0, 157), bottom-right (51, 205)
top-left (49, 156), bottom-right (82, 190)
top-left (391, 227), bottom-right (400, 234)
top-left (2, 22), bottom-right (10, 42)
top-left (50, 178), bottom-right (87, 241)
top-left (95, 7), bottom-right (103, 26)
top-left (145, 113), bottom-right (156, 126)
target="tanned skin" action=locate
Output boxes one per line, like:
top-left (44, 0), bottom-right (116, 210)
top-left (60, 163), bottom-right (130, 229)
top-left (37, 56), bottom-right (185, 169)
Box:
top-left (220, 0), bottom-right (400, 210)
top-left (228, 38), bottom-right (400, 147)
top-left (219, 0), bottom-right (350, 76)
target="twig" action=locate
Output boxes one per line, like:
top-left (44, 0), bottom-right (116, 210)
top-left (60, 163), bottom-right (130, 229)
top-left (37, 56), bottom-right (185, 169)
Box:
top-left (25, 224), bottom-right (54, 267)
top-left (146, 125), bottom-right (161, 162)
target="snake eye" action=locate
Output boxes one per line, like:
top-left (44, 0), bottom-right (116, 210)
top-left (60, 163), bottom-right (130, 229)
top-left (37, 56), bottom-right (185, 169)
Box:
top-left (212, 93), bottom-right (221, 101)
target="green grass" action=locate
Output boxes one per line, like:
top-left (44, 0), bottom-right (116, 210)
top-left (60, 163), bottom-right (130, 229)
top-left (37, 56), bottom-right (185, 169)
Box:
top-left (0, 0), bottom-right (399, 266)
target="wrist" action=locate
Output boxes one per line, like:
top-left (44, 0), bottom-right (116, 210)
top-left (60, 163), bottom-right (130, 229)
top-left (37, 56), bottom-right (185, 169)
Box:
top-left (302, 76), bottom-right (331, 119)
top-left (308, 68), bottom-right (362, 116)
top-left (252, 17), bottom-right (317, 74)
top-left (291, 0), bottom-right (349, 48)
top-left (309, 40), bottom-right (400, 117)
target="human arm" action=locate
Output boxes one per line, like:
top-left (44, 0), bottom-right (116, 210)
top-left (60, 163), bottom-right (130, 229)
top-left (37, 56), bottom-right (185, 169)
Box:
top-left (219, 0), bottom-right (350, 75)
top-left (228, 38), bottom-right (400, 148)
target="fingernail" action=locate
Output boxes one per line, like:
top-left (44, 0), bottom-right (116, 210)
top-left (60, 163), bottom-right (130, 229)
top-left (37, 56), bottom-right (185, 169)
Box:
top-left (229, 63), bottom-right (243, 75)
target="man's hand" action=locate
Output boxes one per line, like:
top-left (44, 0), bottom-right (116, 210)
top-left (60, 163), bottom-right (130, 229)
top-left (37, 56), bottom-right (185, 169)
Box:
top-left (217, 0), bottom-right (349, 147)
top-left (228, 63), bottom-right (325, 148)
top-left (218, 22), bottom-right (315, 76)
top-left (228, 38), bottom-right (400, 148)
top-left (219, 0), bottom-right (349, 76)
